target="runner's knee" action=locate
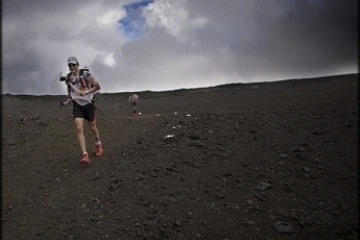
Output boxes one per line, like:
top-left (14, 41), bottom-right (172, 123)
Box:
top-left (76, 125), bottom-right (84, 134)
top-left (74, 120), bottom-right (84, 134)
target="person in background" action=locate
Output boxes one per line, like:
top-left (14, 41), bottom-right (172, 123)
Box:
top-left (129, 94), bottom-right (140, 116)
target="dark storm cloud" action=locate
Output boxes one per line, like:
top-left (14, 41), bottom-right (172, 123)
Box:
top-left (186, 0), bottom-right (358, 79)
top-left (2, 0), bottom-right (358, 95)
top-left (250, 0), bottom-right (358, 75)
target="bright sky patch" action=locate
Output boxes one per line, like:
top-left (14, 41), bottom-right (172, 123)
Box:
top-left (118, 0), bottom-right (154, 39)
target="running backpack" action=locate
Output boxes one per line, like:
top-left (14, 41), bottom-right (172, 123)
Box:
top-left (66, 68), bottom-right (97, 103)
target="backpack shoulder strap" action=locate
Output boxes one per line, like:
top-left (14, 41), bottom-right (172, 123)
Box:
top-left (65, 73), bottom-right (73, 90)
top-left (81, 68), bottom-right (94, 87)
top-left (78, 69), bottom-right (90, 88)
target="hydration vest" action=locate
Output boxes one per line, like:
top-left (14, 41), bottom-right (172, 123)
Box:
top-left (66, 68), bottom-right (97, 103)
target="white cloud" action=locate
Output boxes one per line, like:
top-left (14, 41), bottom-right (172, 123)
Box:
top-left (102, 53), bottom-right (117, 67)
top-left (2, 0), bottom-right (358, 95)
top-left (96, 9), bottom-right (126, 28)
top-left (143, 0), bottom-right (208, 42)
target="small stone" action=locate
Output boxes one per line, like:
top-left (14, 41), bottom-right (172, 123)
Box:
top-left (291, 146), bottom-right (305, 152)
top-left (190, 134), bottom-right (201, 140)
top-left (303, 166), bottom-right (310, 173)
top-left (175, 220), bottom-right (182, 226)
top-left (216, 192), bottom-right (225, 198)
top-left (279, 153), bottom-right (288, 158)
top-left (345, 231), bottom-right (358, 240)
top-left (345, 122), bottom-right (354, 128)
top-left (276, 208), bottom-right (289, 217)
top-left (331, 211), bottom-right (341, 217)
top-left (295, 153), bottom-right (307, 161)
top-left (175, 233), bottom-right (186, 240)
top-left (246, 199), bottom-right (254, 205)
top-left (256, 181), bottom-right (273, 190)
top-left (274, 221), bottom-right (294, 234)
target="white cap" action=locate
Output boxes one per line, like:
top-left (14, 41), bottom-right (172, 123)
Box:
top-left (68, 56), bottom-right (78, 65)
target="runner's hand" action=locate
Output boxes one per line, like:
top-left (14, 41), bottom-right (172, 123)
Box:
top-left (79, 91), bottom-right (86, 96)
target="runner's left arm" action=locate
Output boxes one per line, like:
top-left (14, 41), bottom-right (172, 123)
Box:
top-left (84, 71), bottom-right (101, 94)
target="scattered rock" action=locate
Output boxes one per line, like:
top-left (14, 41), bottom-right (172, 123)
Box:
top-left (175, 220), bottom-right (182, 226)
top-left (274, 221), bottom-right (294, 234)
top-left (344, 122), bottom-right (354, 128)
top-left (190, 134), bottom-right (201, 140)
top-left (295, 153), bottom-right (307, 161)
top-left (38, 121), bottom-right (49, 126)
top-left (164, 134), bottom-right (175, 140)
top-left (345, 231), bottom-right (358, 240)
top-left (256, 181), bottom-right (273, 190)
top-left (216, 192), bottom-right (225, 198)
top-left (246, 199), bottom-right (254, 205)
top-left (291, 146), bottom-right (305, 152)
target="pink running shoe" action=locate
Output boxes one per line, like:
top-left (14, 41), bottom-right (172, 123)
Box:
top-left (80, 152), bottom-right (91, 164)
top-left (95, 142), bottom-right (103, 156)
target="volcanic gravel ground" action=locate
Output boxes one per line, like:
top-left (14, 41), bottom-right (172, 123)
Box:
top-left (2, 74), bottom-right (358, 240)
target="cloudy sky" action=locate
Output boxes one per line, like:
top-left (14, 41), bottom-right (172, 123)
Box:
top-left (3, 0), bottom-right (358, 95)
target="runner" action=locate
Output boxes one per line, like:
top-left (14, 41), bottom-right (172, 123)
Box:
top-left (129, 93), bottom-right (140, 116)
top-left (63, 56), bottom-right (104, 164)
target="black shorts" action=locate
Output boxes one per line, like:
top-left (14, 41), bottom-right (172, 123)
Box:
top-left (72, 101), bottom-right (96, 122)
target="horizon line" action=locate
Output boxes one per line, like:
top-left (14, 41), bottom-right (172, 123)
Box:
top-left (2, 72), bottom-right (358, 97)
